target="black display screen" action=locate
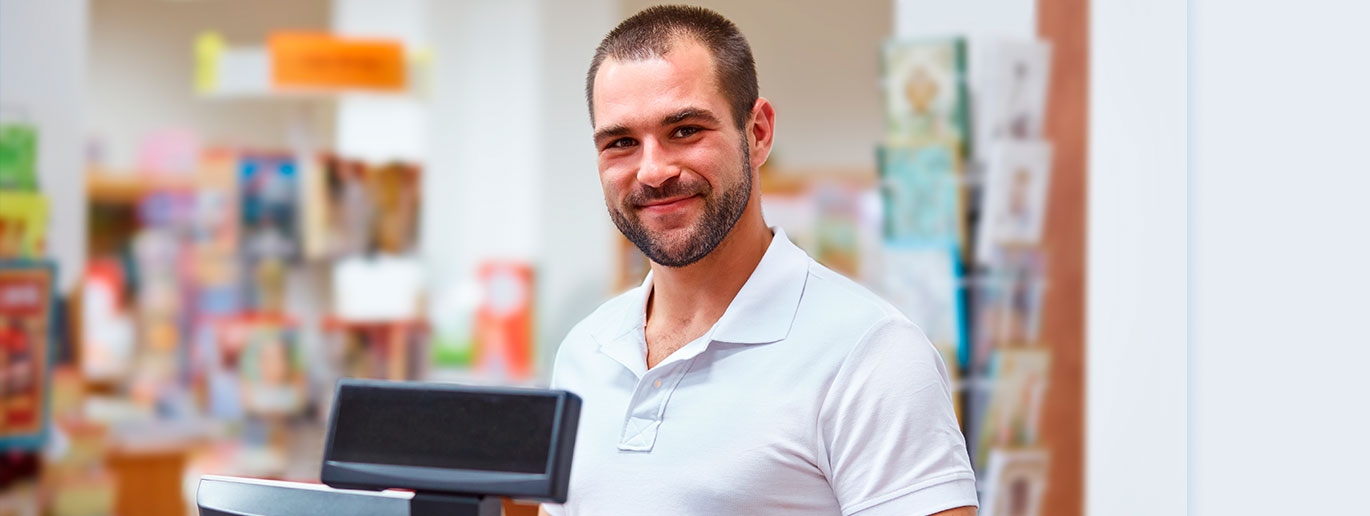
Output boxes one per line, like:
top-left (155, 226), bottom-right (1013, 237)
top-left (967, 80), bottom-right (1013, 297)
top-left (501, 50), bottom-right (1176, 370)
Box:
top-left (328, 385), bottom-right (559, 474)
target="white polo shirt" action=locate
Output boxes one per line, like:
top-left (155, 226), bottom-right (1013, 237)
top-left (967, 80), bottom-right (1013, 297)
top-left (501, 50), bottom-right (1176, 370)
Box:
top-left (544, 229), bottom-right (977, 515)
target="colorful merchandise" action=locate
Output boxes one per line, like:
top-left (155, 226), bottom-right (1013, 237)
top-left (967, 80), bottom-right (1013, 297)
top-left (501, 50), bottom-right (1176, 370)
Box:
top-left (476, 261), bottom-right (534, 381)
top-left (0, 124), bottom-right (38, 190)
top-left (0, 191), bottom-right (49, 260)
top-left (0, 260), bottom-right (55, 451)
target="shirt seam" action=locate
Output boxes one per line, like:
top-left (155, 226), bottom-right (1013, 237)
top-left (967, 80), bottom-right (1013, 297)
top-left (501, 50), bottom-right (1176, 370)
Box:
top-left (841, 472), bottom-right (977, 515)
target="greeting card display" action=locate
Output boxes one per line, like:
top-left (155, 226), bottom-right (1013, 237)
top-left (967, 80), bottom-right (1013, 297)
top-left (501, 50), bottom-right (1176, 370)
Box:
top-left (879, 244), bottom-right (967, 371)
top-left (971, 248), bottom-right (1047, 372)
top-left (975, 349), bottom-right (1051, 468)
top-left (976, 142), bottom-right (1053, 261)
top-left (980, 448), bottom-right (1049, 516)
top-left (883, 38), bottom-right (970, 153)
top-left (879, 144), bottom-right (963, 247)
top-left (974, 39), bottom-right (1052, 156)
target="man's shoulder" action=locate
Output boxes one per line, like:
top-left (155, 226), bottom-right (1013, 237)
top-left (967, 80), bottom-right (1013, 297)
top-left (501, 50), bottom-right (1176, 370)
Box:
top-left (798, 260), bottom-right (911, 334)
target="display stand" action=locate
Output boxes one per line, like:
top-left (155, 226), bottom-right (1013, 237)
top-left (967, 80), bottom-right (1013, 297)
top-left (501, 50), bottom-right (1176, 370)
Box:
top-left (409, 492), bottom-right (500, 516)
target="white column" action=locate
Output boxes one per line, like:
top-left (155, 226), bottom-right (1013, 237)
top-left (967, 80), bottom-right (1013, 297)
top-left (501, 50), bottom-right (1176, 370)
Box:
top-left (0, 0), bottom-right (89, 291)
top-left (1088, 1), bottom-right (1187, 515)
top-left (425, 0), bottom-right (618, 377)
top-left (331, 0), bottom-right (430, 164)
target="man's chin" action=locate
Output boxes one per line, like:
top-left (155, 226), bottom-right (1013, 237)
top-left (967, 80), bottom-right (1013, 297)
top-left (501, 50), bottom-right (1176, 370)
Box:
top-left (637, 231), bottom-right (709, 268)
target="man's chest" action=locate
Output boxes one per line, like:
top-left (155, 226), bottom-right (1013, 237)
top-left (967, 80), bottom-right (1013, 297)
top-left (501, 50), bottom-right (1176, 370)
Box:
top-left (560, 343), bottom-right (846, 514)
top-left (644, 321), bottom-right (712, 369)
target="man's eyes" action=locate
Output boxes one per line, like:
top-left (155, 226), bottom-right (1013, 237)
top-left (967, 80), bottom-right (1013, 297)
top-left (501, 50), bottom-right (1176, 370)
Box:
top-left (603, 127), bottom-right (703, 151)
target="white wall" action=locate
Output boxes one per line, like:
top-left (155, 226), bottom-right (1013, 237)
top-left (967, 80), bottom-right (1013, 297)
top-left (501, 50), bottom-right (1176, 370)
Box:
top-left (533, 0), bottom-right (619, 374)
top-left (1191, 1), bottom-right (1370, 514)
top-left (0, 0), bottom-right (89, 291)
top-left (894, 0), bottom-right (1035, 38)
top-left (425, 0), bottom-right (618, 377)
top-left (87, 0), bottom-right (333, 171)
top-left (1087, 1), bottom-right (1188, 515)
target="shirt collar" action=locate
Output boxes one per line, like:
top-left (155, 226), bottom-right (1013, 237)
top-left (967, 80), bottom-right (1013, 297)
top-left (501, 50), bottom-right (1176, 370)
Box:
top-left (593, 227), bottom-right (811, 352)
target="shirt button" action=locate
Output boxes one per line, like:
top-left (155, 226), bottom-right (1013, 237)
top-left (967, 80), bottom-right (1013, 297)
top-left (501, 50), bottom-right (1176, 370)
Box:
top-left (653, 380), bottom-right (662, 388)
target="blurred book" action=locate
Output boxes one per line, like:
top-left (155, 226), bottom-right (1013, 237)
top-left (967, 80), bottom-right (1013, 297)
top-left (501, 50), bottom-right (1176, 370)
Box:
top-left (0, 123), bottom-right (38, 190)
top-left (0, 191), bottom-right (48, 259)
top-left (476, 261), bottom-right (534, 381)
top-left (205, 315), bottom-right (307, 418)
top-left (813, 183), bottom-right (870, 278)
top-left (364, 162), bottom-right (421, 255)
top-left (878, 143), bottom-right (964, 248)
top-left (309, 156), bottom-right (421, 259)
top-left (239, 153), bottom-right (300, 261)
top-left (970, 248), bottom-right (1047, 373)
top-left (980, 448), bottom-right (1049, 516)
top-left (0, 260), bottom-right (55, 451)
top-left (237, 322), bottom-right (306, 416)
top-left (973, 39), bottom-right (1052, 159)
top-left (976, 142), bottom-right (1052, 262)
top-left (975, 349), bottom-right (1051, 469)
top-left (882, 38), bottom-right (970, 154)
top-left (80, 260), bottom-right (135, 383)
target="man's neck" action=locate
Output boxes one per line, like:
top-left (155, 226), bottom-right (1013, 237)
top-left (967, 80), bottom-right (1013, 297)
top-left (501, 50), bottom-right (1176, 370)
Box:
top-left (643, 209), bottom-right (773, 361)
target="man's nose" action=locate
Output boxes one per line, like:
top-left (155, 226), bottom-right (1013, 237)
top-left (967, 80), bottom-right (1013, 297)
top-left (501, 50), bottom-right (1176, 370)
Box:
top-left (636, 138), bottom-right (679, 188)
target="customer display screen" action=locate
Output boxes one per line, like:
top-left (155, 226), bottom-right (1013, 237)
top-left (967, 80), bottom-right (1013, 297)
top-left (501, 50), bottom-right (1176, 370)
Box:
top-left (328, 385), bottom-right (559, 474)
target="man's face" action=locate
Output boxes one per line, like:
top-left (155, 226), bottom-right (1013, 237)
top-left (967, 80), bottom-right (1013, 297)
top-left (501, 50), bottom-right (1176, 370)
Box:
top-left (591, 40), bottom-right (753, 268)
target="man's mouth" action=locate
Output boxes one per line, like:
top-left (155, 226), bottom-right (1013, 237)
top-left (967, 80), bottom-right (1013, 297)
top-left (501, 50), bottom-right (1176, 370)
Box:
top-left (637, 195), bottom-right (699, 213)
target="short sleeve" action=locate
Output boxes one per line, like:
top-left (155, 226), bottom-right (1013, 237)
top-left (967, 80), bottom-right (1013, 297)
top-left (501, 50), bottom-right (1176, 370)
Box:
top-left (818, 316), bottom-right (979, 516)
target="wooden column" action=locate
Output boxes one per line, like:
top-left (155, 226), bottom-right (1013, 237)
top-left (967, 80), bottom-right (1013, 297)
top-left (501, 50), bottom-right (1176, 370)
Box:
top-left (1037, 0), bottom-right (1088, 514)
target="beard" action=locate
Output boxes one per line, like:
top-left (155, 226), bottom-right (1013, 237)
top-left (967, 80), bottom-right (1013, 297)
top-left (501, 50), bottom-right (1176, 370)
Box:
top-left (608, 138), bottom-right (752, 268)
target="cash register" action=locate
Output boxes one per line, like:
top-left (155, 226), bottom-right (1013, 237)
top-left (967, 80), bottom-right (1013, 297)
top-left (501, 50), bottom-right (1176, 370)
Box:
top-left (197, 378), bottom-right (581, 516)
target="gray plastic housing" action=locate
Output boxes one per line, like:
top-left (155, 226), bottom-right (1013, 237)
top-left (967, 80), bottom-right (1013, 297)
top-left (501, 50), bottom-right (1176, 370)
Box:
top-left (319, 378), bottom-right (581, 503)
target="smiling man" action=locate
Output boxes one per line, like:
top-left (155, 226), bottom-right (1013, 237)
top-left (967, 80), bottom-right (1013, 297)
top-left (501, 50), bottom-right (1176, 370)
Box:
top-left (541, 6), bottom-right (977, 516)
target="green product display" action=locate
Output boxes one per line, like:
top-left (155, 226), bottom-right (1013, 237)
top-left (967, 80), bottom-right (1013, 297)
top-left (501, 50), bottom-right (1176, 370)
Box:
top-left (0, 124), bottom-right (39, 191)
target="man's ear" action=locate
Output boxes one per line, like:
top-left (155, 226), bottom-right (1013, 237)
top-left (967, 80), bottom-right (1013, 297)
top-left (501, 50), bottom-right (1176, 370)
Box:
top-left (748, 97), bottom-right (776, 172)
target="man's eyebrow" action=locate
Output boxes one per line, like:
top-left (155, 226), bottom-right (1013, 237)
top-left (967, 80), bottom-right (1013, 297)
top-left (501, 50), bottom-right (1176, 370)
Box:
top-left (593, 108), bottom-right (721, 143)
top-left (593, 125), bottom-right (631, 143)
top-left (663, 108), bottom-right (721, 126)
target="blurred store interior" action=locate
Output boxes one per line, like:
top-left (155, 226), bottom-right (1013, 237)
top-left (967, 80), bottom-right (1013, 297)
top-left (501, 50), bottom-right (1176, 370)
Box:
top-left (0, 0), bottom-right (1190, 515)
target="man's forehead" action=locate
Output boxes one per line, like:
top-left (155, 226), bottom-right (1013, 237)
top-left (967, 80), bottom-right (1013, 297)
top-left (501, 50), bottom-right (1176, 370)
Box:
top-left (592, 41), bottom-right (725, 129)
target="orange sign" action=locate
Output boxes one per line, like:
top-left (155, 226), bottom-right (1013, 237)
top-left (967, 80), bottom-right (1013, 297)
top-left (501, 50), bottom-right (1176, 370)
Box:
top-left (269, 32), bottom-right (406, 91)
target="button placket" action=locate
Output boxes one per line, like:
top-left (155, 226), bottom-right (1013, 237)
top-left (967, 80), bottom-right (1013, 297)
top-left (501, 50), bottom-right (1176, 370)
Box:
top-left (617, 358), bottom-right (696, 452)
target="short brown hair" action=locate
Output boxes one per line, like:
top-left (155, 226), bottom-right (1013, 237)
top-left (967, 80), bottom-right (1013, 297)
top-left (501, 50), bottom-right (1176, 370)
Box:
top-left (586, 5), bottom-right (759, 130)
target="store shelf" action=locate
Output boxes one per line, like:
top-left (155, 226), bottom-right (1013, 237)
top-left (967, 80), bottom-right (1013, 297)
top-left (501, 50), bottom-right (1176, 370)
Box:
top-left (86, 170), bottom-right (197, 204)
top-left (86, 159), bottom-right (237, 204)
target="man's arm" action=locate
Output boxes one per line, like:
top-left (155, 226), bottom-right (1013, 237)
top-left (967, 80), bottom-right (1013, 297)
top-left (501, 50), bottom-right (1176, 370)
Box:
top-left (820, 317), bottom-right (979, 515)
